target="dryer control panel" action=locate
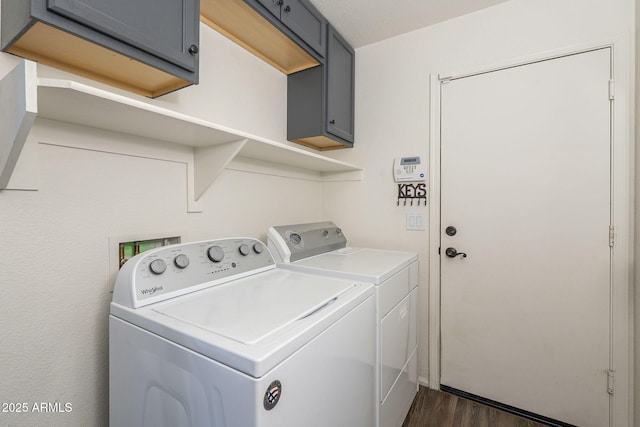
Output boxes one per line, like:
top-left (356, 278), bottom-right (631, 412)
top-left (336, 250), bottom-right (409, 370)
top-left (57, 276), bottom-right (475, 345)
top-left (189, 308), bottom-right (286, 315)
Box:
top-left (267, 221), bottom-right (347, 263)
top-left (113, 238), bottom-right (274, 308)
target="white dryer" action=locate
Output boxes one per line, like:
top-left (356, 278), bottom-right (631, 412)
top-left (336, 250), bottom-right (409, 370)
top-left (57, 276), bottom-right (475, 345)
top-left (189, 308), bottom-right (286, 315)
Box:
top-left (109, 237), bottom-right (375, 427)
top-left (267, 222), bottom-right (419, 427)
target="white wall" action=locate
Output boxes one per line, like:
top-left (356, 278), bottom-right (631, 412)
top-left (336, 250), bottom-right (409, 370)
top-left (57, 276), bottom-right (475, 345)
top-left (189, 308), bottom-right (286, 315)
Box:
top-left (322, 0), bottom-right (635, 421)
top-left (1, 0), bottom-right (636, 426)
top-left (0, 22), bottom-right (323, 427)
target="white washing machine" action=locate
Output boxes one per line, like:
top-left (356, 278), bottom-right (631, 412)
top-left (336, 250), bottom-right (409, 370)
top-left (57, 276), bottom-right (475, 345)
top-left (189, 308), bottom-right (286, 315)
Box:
top-left (267, 222), bottom-right (419, 427)
top-left (109, 237), bottom-right (375, 427)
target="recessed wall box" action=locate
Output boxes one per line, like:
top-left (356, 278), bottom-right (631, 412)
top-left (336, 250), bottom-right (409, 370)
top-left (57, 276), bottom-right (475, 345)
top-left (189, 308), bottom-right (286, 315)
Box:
top-left (119, 236), bottom-right (182, 269)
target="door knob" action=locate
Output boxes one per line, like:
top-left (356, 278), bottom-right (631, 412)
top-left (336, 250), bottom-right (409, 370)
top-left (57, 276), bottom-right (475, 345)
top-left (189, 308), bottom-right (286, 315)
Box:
top-left (445, 226), bottom-right (457, 236)
top-left (445, 247), bottom-right (467, 258)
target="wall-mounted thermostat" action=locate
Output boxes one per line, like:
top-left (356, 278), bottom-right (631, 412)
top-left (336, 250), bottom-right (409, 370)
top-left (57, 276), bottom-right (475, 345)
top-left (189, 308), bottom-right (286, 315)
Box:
top-left (394, 157), bottom-right (426, 182)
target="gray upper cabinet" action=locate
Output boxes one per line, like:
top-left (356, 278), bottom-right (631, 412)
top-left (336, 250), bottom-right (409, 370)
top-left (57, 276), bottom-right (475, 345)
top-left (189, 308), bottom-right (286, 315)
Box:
top-left (47, 0), bottom-right (198, 72)
top-left (1, 0), bottom-right (200, 97)
top-left (280, 0), bottom-right (326, 57)
top-left (254, 0), bottom-right (282, 18)
top-left (325, 26), bottom-right (354, 144)
top-left (287, 25), bottom-right (354, 150)
top-left (201, 0), bottom-right (321, 75)
top-left (247, 0), bottom-right (327, 58)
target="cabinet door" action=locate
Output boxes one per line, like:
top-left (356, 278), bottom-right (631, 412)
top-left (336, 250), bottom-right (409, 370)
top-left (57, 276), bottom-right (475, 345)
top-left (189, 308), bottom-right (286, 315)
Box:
top-left (326, 26), bottom-right (354, 142)
top-left (46, 0), bottom-right (199, 72)
top-left (254, 0), bottom-right (282, 19)
top-left (281, 0), bottom-right (326, 57)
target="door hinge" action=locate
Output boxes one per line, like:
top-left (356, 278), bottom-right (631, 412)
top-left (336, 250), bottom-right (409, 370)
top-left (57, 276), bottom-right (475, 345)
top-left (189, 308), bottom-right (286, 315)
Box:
top-left (608, 79), bottom-right (615, 100)
top-left (609, 225), bottom-right (615, 247)
top-left (607, 370), bottom-right (615, 394)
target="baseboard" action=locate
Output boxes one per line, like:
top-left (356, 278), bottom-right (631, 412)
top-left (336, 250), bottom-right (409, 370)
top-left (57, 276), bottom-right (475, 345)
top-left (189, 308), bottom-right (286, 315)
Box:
top-left (417, 376), bottom-right (429, 388)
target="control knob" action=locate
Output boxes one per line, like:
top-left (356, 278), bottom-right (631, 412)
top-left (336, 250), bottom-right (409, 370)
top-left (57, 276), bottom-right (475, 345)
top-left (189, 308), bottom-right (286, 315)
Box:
top-left (174, 254), bottom-right (190, 269)
top-left (149, 259), bottom-right (167, 275)
top-left (289, 233), bottom-right (302, 245)
top-left (253, 242), bottom-right (264, 254)
top-left (207, 246), bottom-right (225, 262)
top-left (239, 244), bottom-right (250, 256)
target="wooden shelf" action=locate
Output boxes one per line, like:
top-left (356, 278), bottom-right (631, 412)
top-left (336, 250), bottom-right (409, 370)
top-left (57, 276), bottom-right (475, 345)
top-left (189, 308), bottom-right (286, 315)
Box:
top-left (1, 60), bottom-right (362, 211)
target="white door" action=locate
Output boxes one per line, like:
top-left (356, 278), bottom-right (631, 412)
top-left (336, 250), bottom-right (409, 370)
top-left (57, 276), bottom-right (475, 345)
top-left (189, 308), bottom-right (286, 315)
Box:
top-left (440, 48), bottom-right (611, 427)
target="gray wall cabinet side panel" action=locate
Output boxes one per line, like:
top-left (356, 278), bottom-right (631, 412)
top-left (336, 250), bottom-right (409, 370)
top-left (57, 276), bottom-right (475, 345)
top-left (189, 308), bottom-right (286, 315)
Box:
top-left (281, 0), bottom-right (326, 57)
top-left (326, 26), bottom-right (354, 142)
top-left (46, 0), bottom-right (198, 72)
top-left (288, 66), bottom-right (324, 139)
top-left (1, 0), bottom-right (33, 49)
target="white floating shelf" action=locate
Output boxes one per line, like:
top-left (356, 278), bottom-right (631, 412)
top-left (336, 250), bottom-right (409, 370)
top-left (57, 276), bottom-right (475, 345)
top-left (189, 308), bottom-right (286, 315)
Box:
top-left (35, 77), bottom-right (361, 173)
top-left (1, 60), bottom-right (362, 211)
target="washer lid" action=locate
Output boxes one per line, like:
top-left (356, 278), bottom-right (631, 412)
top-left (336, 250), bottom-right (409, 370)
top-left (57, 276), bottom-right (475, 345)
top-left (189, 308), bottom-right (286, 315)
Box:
top-left (287, 247), bottom-right (418, 284)
top-left (111, 269), bottom-right (373, 377)
top-left (154, 272), bottom-right (352, 344)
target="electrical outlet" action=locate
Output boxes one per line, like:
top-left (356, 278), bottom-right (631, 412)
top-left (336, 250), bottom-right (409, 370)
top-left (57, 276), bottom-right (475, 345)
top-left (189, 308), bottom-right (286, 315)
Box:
top-left (406, 213), bottom-right (425, 231)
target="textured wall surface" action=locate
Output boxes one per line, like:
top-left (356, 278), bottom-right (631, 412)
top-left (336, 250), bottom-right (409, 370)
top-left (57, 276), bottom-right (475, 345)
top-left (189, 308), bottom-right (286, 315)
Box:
top-left (321, 0), bottom-right (635, 422)
top-left (0, 21), bottom-right (322, 427)
top-left (0, 0), bottom-right (635, 426)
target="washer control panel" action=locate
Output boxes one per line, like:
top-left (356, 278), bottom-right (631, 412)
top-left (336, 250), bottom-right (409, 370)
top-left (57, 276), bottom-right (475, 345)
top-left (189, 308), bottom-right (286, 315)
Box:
top-left (113, 238), bottom-right (274, 308)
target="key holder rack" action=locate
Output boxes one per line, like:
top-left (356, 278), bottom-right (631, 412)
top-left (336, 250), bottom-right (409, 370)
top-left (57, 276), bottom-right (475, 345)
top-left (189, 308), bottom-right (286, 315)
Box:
top-left (397, 183), bottom-right (427, 206)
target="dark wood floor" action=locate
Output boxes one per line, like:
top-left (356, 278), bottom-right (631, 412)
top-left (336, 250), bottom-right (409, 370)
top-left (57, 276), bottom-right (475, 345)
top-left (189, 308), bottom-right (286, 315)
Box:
top-left (402, 387), bottom-right (551, 427)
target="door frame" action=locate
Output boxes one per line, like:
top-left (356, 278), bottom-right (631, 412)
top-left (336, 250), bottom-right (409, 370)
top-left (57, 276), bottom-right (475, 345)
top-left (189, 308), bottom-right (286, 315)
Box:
top-left (427, 36), bottom-right (633, 426)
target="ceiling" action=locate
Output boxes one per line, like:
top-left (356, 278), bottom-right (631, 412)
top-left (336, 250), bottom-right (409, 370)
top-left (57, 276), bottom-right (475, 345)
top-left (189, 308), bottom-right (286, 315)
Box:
top-left (311, 0), bottom-right (513, 48)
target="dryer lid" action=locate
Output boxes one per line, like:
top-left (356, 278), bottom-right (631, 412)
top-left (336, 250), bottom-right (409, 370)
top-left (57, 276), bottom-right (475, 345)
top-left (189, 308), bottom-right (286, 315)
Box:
top-left (289, 247), bottom-right (418, 284)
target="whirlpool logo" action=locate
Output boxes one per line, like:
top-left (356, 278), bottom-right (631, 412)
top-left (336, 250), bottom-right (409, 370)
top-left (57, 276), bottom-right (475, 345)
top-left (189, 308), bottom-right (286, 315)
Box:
top-left (263, 380), bottom-right (282, 411)
top-left (140, 285), bottom-right (163, 296)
